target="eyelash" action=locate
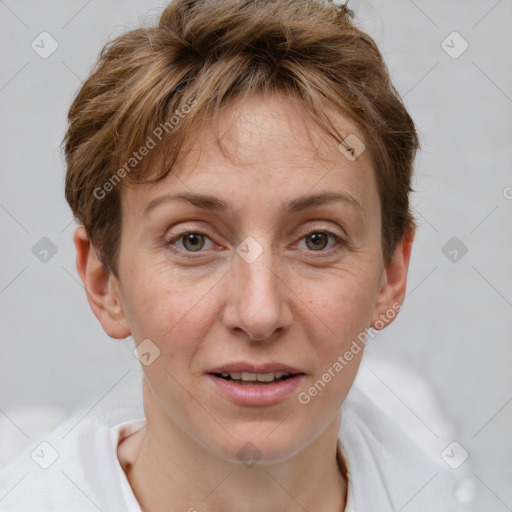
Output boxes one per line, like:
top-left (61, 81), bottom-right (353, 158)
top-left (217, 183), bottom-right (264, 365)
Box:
top-left (165, 228), bottom-right (345, 259)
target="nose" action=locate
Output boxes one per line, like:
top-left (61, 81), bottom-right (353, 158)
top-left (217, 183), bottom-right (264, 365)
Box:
top-left (222, 243), bottom-right (292, 342)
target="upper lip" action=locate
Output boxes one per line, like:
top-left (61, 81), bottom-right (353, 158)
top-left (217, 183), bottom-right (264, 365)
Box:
top-left (207, 362), bottom-right (304, 374)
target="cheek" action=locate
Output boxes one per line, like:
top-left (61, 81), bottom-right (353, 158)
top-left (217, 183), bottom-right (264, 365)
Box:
top-left (295, 274), bottom-right (378, 413)
top-left (120, 262), bottom-right (218, 357)
top-left (304, 270), bottom-right (379, 350)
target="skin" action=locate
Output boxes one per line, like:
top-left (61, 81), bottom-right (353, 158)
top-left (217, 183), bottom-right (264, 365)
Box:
top-left (74, 91), bottom-right (414, 512)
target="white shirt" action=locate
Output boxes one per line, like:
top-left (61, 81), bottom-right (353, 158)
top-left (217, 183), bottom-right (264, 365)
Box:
top-left (0, 386), bottom-right (467, 511)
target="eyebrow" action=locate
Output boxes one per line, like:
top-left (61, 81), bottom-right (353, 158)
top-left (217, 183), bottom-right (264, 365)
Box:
top-left (143, 190), bottom-right (364, 216)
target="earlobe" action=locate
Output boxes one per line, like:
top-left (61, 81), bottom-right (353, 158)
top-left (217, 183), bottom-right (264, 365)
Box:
top-left (73, 226), bottom-right (131, 339)
top-left (370, 227), bottom-right (415, 330)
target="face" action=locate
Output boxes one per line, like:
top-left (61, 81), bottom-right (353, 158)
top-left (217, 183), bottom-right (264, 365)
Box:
top-left (90, 92), bottom-right (410, 463)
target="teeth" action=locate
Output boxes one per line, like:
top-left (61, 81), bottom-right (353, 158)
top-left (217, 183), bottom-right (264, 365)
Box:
top-left (219, 371), bottom-right (291, 382)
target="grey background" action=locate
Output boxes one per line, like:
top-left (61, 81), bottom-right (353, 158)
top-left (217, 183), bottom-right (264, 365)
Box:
top-left (0, 1), bottom-right (511, 510)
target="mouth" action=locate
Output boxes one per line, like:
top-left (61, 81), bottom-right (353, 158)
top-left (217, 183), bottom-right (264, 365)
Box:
top-left (206, 364), bottom-right (305, 405)
top-left (211, 371), bottom-right (299, 385)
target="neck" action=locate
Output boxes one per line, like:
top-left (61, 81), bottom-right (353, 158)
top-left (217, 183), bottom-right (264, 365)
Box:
top-left (119, 382), bottom-right (347, 512)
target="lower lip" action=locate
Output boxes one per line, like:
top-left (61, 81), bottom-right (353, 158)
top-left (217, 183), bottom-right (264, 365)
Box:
top-left (206, 374), bottom-right (305, 406)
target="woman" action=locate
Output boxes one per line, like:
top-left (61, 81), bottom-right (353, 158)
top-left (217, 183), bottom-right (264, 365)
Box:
top-left (0, 0), bottom-right (467, 510)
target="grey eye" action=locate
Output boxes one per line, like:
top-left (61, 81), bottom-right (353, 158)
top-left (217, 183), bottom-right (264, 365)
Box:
top-left (305, 232), bottom-right (330, 251)
top-left (182, 233), bottom-right (206, 252)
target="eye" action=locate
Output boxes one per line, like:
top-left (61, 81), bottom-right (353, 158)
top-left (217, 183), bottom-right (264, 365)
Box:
top-left (297, 230), bottom-right (344, 254)
top-left (166, 228), bottom-right (345, 258)
top-left (167, 231), bottom-right (216, 254)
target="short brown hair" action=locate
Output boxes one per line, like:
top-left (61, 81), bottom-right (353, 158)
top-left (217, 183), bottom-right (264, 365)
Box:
top-left (64, 0), bottom-right (419, 275)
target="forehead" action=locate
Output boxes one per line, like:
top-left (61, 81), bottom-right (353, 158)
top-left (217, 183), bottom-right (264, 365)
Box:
top-left (121, 91), bottom-right (378, 216)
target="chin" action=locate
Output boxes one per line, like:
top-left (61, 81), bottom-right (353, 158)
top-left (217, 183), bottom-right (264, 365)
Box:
top-left (202, 422), bottom-right (313, 466)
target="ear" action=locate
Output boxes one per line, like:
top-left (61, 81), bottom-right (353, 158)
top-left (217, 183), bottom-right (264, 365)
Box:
top-left (370, 227), bottom-right (415, 330)
top-left (73, 226), bottom-right (131, 339)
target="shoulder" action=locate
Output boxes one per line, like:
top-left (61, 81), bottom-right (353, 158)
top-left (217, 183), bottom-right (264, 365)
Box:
top-left (339, 385), bottom-right (469, 512)
top-left (0, 406), bottom-right (143, 512)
